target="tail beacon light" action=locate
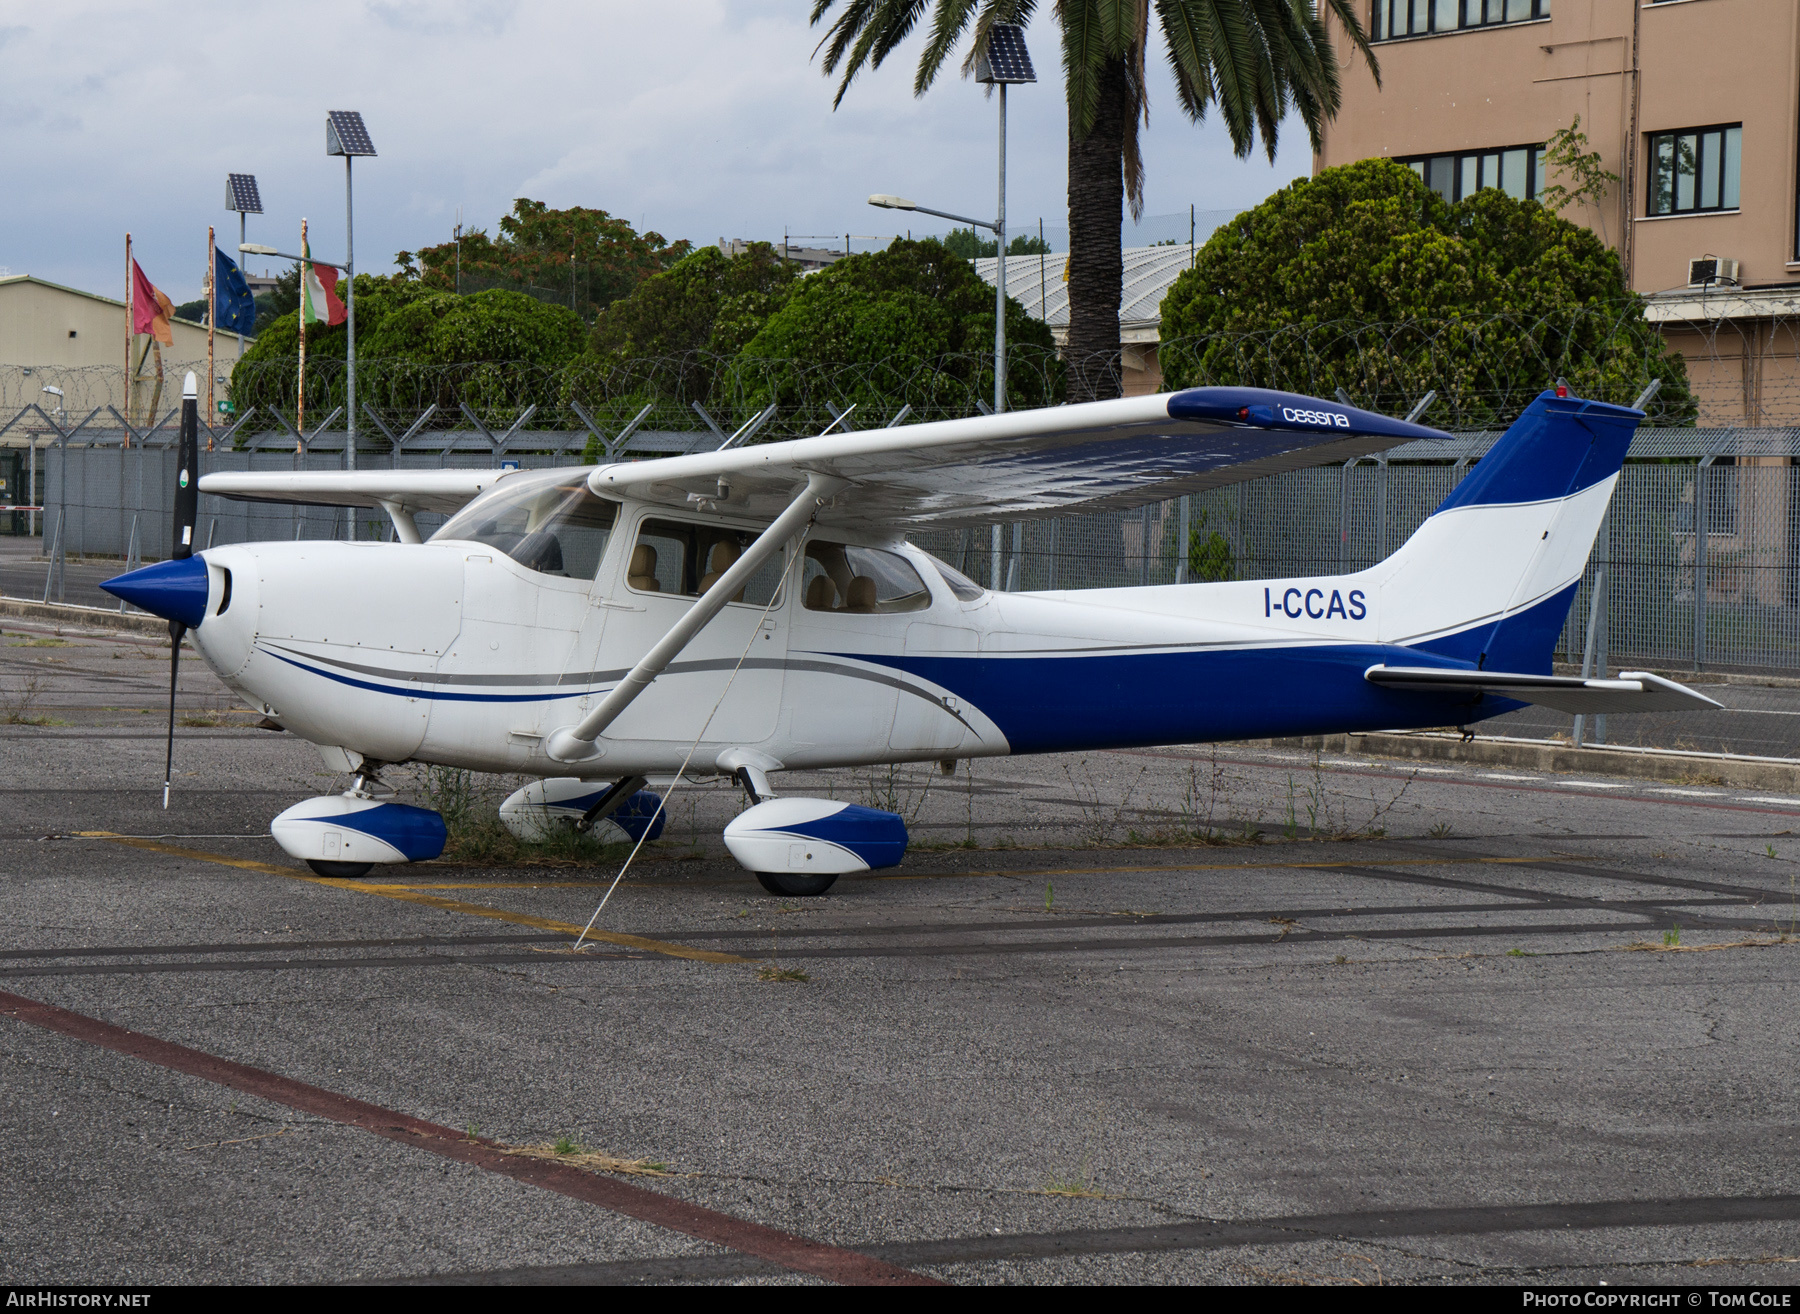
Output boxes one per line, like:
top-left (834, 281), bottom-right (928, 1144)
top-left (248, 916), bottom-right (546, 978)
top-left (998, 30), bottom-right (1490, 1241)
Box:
top-left (723, 798), bottom-right (908, 876)
top-left (272, 794), bottom-right (447, 869)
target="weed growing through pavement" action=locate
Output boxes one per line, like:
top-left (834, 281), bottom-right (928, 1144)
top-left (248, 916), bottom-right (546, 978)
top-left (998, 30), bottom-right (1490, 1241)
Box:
top-left (860, 762), bottom-right (935, 822)
top-left (1045, 881), bottom-right (1054, 911)
top-left (4, 676), bottom-right (62, 726)
top-left (758, 965), bottom-right (811, 983)
top-left (1430, 822), bottom-right (1454, 839)
top-left (1663, 923), bottom-right (1682, 947)
top-left (415, 766), bottom-right (632, 868)
top-left (1063, 761), bottom-right (1150, 846)
top-left (508, 1141), bottom-right (670, 1176)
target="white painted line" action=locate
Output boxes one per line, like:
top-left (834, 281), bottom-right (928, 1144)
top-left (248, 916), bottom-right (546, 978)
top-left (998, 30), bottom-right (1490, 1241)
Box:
top-left (1557, 781), bottom-right (1627, 789)
top-left (1484, 774), bottom-right (1539, 782)
top-left (1737, 796), bottom-right (1800, 806)
top-left (1649, 788), bottom-right (1719, 797)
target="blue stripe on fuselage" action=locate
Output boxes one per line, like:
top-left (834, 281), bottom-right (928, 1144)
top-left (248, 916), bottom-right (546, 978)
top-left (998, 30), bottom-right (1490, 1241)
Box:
top-left (835, 642), bottom-right (1520, 755)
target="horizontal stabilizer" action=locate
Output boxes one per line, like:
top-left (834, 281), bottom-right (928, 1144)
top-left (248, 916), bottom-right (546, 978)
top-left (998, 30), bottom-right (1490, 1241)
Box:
top-left (1364, 665), bottom-right (1723, 716)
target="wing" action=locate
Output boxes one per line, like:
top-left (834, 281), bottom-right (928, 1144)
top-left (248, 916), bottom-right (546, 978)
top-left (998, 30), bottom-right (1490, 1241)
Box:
top-left (592, 387), bottom-right (1448, 529)
top-left (196, 468), bottom-right (518, 516)
top-left (1365, 665), bottom-right (1723, 715)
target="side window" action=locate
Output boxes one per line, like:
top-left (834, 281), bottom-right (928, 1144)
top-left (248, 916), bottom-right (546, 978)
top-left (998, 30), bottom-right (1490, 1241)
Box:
top-left (628, 518), bottom-right (784, 605)
top-left (801, 542), bottom-right (932, 614)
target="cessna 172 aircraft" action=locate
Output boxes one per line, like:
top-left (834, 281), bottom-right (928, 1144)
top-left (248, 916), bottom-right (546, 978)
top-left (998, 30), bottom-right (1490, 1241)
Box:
top-left (104, 374), bottom-right (1716, 895)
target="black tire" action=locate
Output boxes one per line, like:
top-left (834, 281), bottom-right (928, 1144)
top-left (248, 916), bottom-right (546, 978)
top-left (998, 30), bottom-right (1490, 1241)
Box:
top-left (753, 870), bottom-right (839, 897)
top-left (306, 859), bottom-right (376, 879)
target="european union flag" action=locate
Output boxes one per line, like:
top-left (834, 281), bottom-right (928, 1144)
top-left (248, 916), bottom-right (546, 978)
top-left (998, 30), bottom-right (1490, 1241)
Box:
top-left (213, 247), bottom-right (257, 335)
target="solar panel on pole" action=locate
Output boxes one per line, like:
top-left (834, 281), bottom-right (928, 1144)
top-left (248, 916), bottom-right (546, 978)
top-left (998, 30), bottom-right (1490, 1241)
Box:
top-left (975, 24), bottom-right (1036, 84)
top-left (325, 110), bottom-right (377, 157)
top-left (225, 174), bottom-right (263, 213)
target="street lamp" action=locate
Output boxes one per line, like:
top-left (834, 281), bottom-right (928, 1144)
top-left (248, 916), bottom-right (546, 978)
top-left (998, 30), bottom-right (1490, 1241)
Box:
top-left (327, 111), bottom-right (376, 539)
top-left (868, 23), bottom-right (1034, 417)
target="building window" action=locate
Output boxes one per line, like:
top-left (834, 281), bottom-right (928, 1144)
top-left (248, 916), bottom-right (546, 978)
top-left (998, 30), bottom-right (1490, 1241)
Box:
top-left (1647, 125), bottom-right (1741, 215)
top-left (1372, 0), bottom-right (1547, 40)
top-left (1402, 145), bottom-right (1545, 204)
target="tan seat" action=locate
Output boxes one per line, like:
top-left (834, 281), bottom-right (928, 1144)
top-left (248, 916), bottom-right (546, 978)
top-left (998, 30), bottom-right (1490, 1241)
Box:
top-left (805, 575), bottom-right (837, 611)
top-left (628, 543), bottom-right (661, 592)
top-left (844, 576), bottom-right (878, 613)
top-left (699, 540), bottom-right (744, 600)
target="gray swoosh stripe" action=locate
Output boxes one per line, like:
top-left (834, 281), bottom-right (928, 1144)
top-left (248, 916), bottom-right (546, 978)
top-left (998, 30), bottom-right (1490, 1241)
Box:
top-left (256, 645), bottom-right (981, 738)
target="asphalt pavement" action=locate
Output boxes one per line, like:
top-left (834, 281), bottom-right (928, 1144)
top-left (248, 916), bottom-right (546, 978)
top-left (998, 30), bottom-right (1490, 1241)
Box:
top-left (4, 620), bottom-right (1800, 1285)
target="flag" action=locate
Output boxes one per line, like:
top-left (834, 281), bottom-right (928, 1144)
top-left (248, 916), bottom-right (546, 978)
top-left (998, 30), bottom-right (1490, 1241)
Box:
top-left (131, 259), bottom-right (174, 345)
top-left (300, 234), bottom-right (346, 327)
top-left (212, 247), bottom-right (257, 335)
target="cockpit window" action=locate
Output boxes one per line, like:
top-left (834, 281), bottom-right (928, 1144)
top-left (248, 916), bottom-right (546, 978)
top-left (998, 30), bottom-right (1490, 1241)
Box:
top-left (431, 476), bottom-right (617, 578)
top-left (927, 556), bottom-right (985, 602)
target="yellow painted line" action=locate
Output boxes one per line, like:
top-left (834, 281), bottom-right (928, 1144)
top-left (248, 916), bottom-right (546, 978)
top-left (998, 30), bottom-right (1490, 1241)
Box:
top-left (78, 833), bottom-right (751, 965)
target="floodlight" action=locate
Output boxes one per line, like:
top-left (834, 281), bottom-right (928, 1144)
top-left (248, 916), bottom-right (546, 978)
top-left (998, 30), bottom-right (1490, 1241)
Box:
top-left (225, 173), bottom-right (263, 214)
top-left (326, 110), bottom-right (377, 157)
top-left (868, 194), bottom-right (917, 210)
top-left (239, 243), bottom-right (280, 256)
top-left (976, 23), bottom-right (1036, 84)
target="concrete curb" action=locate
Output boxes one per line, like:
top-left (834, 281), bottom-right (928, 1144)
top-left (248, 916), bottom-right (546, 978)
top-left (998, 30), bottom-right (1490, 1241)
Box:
top-left (0, 597), bottom-right (170, 639)
top-left (1289, 731), bottom-right (1800, 793)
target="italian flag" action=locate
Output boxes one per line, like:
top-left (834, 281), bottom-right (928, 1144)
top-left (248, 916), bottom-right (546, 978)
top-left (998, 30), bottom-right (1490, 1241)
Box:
top-left (301, 234), bottom-right (346, 327)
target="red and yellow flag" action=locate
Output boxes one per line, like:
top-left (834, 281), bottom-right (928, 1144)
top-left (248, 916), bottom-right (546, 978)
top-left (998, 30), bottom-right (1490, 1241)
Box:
top-left (130, 259), bottom-right (174, 345)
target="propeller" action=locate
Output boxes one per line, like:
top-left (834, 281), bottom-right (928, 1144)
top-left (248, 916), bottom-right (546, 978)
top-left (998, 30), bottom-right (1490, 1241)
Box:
top-left (163, 372), bottom-right (201, 809)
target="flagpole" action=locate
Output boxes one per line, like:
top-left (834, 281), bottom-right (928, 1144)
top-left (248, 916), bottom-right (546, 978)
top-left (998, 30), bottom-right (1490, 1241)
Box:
top-left (206, 225), bottom-right (216, 453)
top-left (124, 232), bottom-right (133, 440)
top-left (297, 217), bottom-right (307, 457)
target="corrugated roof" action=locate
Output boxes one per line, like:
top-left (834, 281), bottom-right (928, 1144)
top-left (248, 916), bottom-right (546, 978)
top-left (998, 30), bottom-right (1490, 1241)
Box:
top-left (973, 243), bottom-right (1200, 333)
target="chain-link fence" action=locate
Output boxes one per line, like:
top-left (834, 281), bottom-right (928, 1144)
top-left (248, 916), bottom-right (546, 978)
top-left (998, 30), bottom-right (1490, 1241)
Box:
top-left (13, 408), bottom-right (1800, 677)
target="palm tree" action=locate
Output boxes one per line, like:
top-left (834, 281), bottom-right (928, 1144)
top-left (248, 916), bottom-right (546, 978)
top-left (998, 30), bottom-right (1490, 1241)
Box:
top-left (810, 0), bottom-right (1378, 403)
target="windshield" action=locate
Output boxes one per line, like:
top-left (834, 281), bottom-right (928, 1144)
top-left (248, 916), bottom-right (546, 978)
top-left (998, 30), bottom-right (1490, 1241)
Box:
top-left (431, 475), bottom-right (618, 578)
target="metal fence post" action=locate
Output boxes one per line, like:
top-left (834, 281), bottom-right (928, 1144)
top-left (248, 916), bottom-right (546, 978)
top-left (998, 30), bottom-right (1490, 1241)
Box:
top-left (1177, 495), bottom-right (1190, 584)
top-left (1692, 454), bottom-right (1713, 671)
top-left (990, 524), bottom-right (1002, 590)
top-left (1006, 522), bottom-right (1022, 591)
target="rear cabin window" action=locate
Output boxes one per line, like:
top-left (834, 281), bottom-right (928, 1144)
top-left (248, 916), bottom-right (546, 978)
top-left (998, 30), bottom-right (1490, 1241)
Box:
top-left (432, 478), bottom-right (617, 579)
top-left (801, 542), bottom-right (932, 614)
top-left (627, 518), bottom-right (785, 606)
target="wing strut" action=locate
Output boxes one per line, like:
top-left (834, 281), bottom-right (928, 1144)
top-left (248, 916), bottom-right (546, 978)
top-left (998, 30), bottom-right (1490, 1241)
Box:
top-left (544, 472), bottom-right (846, 763)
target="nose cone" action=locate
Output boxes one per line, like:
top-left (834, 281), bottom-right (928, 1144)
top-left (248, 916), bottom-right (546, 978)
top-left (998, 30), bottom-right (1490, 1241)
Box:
top-left (101, 555), bottom-right (209, 628)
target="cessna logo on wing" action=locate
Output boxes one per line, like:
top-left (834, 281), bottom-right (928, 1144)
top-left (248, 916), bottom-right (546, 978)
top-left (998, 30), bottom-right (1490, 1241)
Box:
top-left (1282, 407), bottom-right (1350, 428)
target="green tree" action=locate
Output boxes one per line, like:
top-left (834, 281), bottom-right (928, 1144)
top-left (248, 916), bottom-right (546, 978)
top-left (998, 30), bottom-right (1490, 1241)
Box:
top-left (732, 237), bottom-right (1058, 416)
top-left (396, 199), bottom-right (692, 321)
top-left (230, 277), bottom-right (586, 427)
top-left (252, 265), bottom-right (300, 335)
top-left (810, 0), bottom-right (1376, 404)
top-left (1158, 159), bottom-right (1694, 424)
top-left (942, 227), bottom-right (1053, 258)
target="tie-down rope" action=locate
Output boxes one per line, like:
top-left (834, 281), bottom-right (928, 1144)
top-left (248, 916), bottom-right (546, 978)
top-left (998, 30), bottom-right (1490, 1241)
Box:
top-left (572, 522), bottom-right (814, 951)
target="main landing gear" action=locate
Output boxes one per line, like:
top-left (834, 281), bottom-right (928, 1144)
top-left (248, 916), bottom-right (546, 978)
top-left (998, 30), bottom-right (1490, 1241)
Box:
top-left (721, 767), bottom-right (909, 898)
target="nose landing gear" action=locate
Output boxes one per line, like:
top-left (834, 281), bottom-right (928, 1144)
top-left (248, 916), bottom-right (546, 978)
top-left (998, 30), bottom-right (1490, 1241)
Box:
top-left (271, 764), bottom-right (448, 880)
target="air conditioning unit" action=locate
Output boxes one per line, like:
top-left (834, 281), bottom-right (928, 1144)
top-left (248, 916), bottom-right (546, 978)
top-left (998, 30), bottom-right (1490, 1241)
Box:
top-left (1688, 255), bottom-right (1741, 288)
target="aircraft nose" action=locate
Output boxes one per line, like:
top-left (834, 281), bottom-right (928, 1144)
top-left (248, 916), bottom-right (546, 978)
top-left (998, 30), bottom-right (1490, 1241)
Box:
top-left (100, 555), bottom-right (210, 628)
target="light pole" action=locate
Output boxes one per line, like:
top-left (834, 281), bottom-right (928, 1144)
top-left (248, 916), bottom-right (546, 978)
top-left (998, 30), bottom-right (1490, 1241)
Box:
top-left (867, 23), bottom-right (1034, 417)
top-left (327, 111), bottom-right (376, 539)
top-left (41, 386), bottom-right (64, 597)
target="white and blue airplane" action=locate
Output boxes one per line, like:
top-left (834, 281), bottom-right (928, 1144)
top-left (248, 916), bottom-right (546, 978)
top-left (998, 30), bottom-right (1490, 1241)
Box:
top-left (104, 376), bottom-right (1716, 894)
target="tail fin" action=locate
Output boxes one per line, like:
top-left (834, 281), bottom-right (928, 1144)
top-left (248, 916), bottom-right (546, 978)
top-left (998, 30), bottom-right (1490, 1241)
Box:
top-left (1373, 390), bottom-right (1641, 674)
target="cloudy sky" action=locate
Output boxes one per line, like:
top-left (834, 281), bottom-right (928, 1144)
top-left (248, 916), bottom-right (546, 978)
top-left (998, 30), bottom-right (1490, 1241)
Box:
top-left (0, 1), bottom-right (1316, 303)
